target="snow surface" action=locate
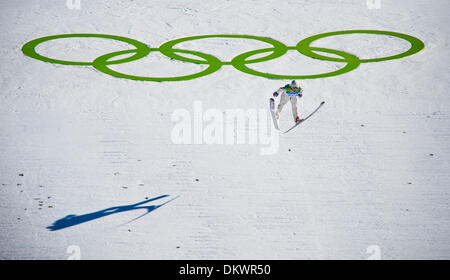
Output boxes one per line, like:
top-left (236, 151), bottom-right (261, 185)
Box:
top-left (0, 0), bottom-right (449, 259)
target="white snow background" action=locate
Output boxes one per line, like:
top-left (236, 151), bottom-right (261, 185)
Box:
top-left (0, 0), bottom-right (449, 259)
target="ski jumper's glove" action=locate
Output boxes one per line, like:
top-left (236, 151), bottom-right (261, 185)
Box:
top-left (297, 88), bottom-right (303, 98)
top-left (273, 92), bottom-right (279, 97)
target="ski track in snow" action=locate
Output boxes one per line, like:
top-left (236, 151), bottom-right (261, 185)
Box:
top-left (0, 0), bottom-right (449, 259)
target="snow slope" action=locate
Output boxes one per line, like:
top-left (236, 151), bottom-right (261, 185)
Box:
top-left (0, 0), bottom-right (449, 259)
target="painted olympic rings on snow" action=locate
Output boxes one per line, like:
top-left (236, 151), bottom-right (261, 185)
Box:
top-left (22, 30), bottom-right (424, 82)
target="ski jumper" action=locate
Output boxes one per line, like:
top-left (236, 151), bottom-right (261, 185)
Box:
top-left (274, 84), bottom-right (303, 121)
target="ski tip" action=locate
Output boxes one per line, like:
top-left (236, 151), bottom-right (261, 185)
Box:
top-left (321, 101), bottom-right (325, 104)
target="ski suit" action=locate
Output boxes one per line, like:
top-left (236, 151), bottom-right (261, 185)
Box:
top-left (274, 84), bottom-right (303, 121)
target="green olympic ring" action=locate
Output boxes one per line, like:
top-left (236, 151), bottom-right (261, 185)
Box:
top-left (93, 48), bottom-right (223, 82)
top-left (21, 30), bottom-right (425, 82)
top-left (158, 34), bottom-right (288, 65)
top-left (21, 33), bottom-right (151, 66)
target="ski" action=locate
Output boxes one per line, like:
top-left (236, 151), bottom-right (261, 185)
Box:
top-left (283, 101), bottom-right (325, 134)
top-left (269, 98), bottom-right (280, 130)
